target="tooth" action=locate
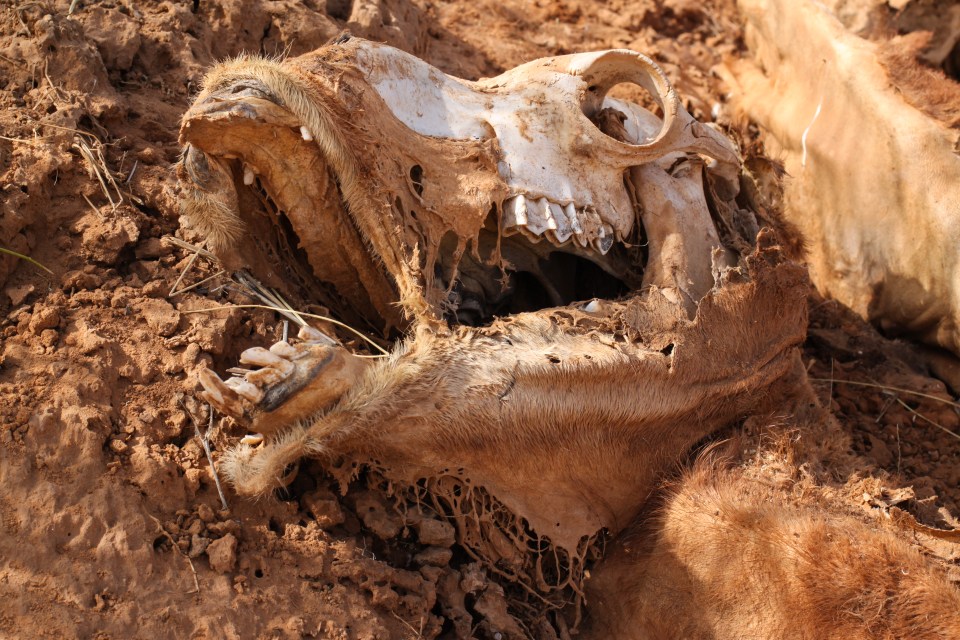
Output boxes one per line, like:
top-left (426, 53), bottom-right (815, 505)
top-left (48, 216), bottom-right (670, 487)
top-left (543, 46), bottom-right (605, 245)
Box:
top-left (240, 433), bottom-right (264, 446)
top-left (566, 203), bottom-right (583, 235)
top-left (239, 347), bottom-right (287, 368)
top-left (298, 325), bottom-right (338, 346)
top-left (197, 368), bottom-right (243, 415)
top-left (243, 165), bottom-right (255, 185)
top-left (225, 377), bottom-right (263, 402)
top-left (545, 205), bottom-right (558, 230)
top-left (584, 300), bottom-right (601, 313)
top-left (247, 365), bottom-right (293, 387)
top-left (197, 369), bottom-right (226, 405)
top-left (594, 224), bottom-right (615, 254)
top-left (502, 195), bottom-right (529, 230)
top-left (300, 125), bottom-right (313, 141)
top-left (524, 198), bottom-right (551, 236)
top-left (548, 202), bottom-right (573, 243)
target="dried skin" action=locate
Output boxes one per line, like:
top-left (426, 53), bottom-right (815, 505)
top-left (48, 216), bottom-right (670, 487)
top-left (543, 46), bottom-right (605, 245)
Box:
top-left (586, 460), bottom-right (960, 640)
top-left (727, 0), bottom-right (960, 357)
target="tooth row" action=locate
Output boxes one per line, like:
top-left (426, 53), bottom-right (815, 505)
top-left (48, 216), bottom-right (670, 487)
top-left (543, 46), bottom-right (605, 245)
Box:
top-left (502, 194), bottom-right (616, 254)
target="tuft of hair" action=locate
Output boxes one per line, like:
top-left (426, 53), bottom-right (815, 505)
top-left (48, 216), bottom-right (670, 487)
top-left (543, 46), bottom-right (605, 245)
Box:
top-left (220, 425), bottom-right (310, 496)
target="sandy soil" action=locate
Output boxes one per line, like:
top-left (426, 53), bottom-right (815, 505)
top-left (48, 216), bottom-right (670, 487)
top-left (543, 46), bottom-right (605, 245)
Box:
top-left (1, 0), bottom-right (958, 638)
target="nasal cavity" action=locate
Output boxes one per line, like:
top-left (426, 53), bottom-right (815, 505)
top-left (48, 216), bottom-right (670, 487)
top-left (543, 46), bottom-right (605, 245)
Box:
top-left (410, 165), bottom-right (424, 196)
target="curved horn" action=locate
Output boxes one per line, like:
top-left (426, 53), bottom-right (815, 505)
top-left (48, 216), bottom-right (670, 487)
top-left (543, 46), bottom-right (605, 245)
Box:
top-left (570, 50), bottom-right (739, 172)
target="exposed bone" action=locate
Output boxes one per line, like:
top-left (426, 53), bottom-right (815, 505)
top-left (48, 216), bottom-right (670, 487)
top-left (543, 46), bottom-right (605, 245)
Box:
top-left (225, 377), bottom-right (264, 403)
top-left (240, 346), bottom-right (291, 370)
top-left (197, 368), bottom-right (246, 419)
top-left (269, 340), bottom-right (303, 360)
top-left (180, 39), bottom-right (740, 325)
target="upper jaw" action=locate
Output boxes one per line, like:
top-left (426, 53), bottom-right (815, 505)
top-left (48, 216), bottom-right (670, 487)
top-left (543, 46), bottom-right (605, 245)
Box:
top-left (178, 38), bottom-right (747, 335)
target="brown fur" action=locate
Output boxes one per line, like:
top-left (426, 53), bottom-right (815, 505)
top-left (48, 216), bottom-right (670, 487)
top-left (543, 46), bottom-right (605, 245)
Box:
top-left (585, 461), bottom-right (960, 639)
top-left (879, 32), bottom-right (960, 129)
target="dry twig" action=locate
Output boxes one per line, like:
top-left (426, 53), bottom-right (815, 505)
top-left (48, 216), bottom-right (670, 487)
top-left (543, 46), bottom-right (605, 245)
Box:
top-left (146, 513), bottom-right (200, 594)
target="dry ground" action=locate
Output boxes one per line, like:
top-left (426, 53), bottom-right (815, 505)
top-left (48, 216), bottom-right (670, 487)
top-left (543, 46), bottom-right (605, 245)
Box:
top-left (1, 0), bottom-right (958, 638)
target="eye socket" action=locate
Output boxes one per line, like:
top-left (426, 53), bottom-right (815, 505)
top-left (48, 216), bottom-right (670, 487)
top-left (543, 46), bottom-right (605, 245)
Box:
top-left (576, 51), bottom-right (675, 151)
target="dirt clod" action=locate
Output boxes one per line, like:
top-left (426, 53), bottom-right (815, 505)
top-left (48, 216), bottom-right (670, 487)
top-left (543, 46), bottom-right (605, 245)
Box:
top-left (206, 533), bottom-right (238, 573)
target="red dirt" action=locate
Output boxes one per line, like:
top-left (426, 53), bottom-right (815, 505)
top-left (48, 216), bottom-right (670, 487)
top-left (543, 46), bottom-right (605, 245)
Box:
top-left (1, 1), bottom-right (958, 638)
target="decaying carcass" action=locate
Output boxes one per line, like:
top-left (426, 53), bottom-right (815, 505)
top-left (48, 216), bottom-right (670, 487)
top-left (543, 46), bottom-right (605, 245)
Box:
top-left (177, 36), bottom-right (960, 638)
top-left (726, 0), bottom-right (960, 373)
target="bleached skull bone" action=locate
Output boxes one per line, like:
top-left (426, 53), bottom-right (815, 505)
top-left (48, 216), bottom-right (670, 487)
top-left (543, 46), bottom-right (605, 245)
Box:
top-left (179, 38), bottom-right (743, 326)
top-left (354, 43), bottom-right (740, 251)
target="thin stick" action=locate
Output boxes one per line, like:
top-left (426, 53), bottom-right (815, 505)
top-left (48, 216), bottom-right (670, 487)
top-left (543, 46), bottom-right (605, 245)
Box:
top-left (179, 398), bottom-right (229, 510)
top-left (0, 246), bottom-right (53, 274)
top-left (162, 236), bottom-right (216, 259)
top-left (810, 377), bottom-right (960, 411)
top-left (125, 160), bottom-right (138, 185)
top-left (169, 269), bottom-right (226, 297)
top-left (146, 513), bottom-right (200, 594)
top-left (0, 134), bottom-right (47, 145)
top-left (81, 193), bottom-right (100, 215)
top-left (183, 304), bottom-right (390, 355)
top-left (168, 251), bottom-right (199, 296)
top-left (894, 397), bottom-right (960, 442)
top-left (202, 408), bottom-right (230, 510)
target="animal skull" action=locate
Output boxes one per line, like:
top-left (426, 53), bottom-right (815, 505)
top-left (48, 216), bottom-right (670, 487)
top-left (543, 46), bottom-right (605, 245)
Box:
top-left (178, 36), bottom-right (809, 627)
top-left (179, 37), bottom-right (743, 329)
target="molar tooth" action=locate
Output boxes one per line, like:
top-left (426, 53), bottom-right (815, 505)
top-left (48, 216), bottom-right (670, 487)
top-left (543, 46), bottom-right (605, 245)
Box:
top-left (269, 341), bottom-right (301, 359)
top-left (524, 198), bottom-right (551, 236)
top-left (566, 203), bottom-right (583, 235)
top-left (247, 365), bottom-right (292, 387)
top-left (545, 205), bottom-right (558, 231)
top-left (549, 202), bottom-right (573, 243)
top-left (300, 125), bottom-right (313, 141)
top-left (502, 195), bottom-right (529, 230)
top-left (594, 224), bottom-right (615, 254)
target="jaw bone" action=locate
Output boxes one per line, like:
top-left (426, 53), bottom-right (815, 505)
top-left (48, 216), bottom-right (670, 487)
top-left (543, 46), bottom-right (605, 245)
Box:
top-left (726, 0), bottom-right (960, 357)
